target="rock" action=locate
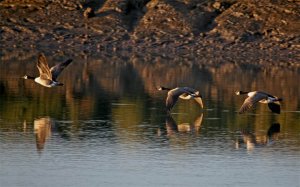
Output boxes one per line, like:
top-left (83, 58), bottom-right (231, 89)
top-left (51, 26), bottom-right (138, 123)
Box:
top-left (0, 0), bottom-right (298, 65)
top-left (83, 7), bottom-right (95, 18)
top-left (212, 2), bottom-right (221, 10)
top-left (210, 0), bottom-right (299, 44)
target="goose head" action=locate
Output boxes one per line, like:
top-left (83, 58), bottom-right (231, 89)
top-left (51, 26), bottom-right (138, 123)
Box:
top-left (158, 86), bottom-right (171, 91)
top-left (22, 75), bottom-right (35, 80)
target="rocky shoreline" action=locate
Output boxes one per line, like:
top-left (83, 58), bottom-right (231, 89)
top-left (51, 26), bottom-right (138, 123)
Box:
top-left (0, 0), bottom-right (299, 68)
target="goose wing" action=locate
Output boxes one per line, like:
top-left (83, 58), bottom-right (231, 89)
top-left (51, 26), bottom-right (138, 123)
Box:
top-left (50, 59), bottom-right (72, 81)
top-left (179, 92), bottom-right (192, 100)
top-left (239, 93), bottom-right (267, 114)
top-left (182, 87), bottom-right (199, 95)
top-left (194, 97), bottom-right (204, 108)
top-left (166, 92), bottom-right (180, 111)
top-left (166, 88), bottom-right (187, 111)
top-left (181, 87), bottom-right (203, 108)
top-left (268, 102), bottom-right (281, 114)
top-left (179, 87), bottom-right (201, 99)
top-left (37, 53), bottom-right (52, 80)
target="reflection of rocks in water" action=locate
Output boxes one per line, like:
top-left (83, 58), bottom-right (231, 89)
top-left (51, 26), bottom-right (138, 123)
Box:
top-left (0, 52), bottom-right (299, 123)
top-left (236, 123), bottom-right (281, 151)
top-left (34, 117), bottom-right (53, 153)
top-left (0, 82), bottom-right (6, 95)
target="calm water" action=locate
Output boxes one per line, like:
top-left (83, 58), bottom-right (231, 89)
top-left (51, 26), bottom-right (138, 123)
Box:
top-left (0, 51), bottom-right (299, 187)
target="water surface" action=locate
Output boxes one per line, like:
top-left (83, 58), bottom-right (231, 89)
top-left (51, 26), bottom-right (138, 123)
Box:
top-left (0, 52), bottom-right (299, 187)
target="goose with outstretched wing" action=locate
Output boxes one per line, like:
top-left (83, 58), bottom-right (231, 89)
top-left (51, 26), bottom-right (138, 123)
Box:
top-left (235, 91), bottom-right (282, 114)
top-left (23, 53), bottom-right (72, 88)
top-left (158, 86), bottom-right (204, 112)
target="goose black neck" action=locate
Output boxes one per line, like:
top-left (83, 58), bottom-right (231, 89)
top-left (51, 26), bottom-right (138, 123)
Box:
top-left (161, 87), bottom-right (171, 91)
top-left (26, 75), bottom-right (35, 80)
top-left (239, 91), bottom-right (249, 95)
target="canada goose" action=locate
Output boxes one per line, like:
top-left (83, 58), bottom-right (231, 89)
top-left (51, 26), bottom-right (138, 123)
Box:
top-left (235, 91), bottom-right (283, 114)
top-left (22, 53), bottom-right (72, 88)
top-left (158, 86), bottom-right (204, 112)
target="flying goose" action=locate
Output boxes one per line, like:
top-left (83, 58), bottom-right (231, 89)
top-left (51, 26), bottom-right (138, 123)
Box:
top-left (235, 91), bottom-right (283, 114)
top-left (22, 53), bottom-right (72, 88)
top-left (158, 86), bottom-right (204, 112)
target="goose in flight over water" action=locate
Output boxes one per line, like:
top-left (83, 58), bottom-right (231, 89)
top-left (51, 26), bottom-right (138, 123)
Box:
top-left (22, 53), bottom-right (72, 88)
top-left (158, 86), bottom-right (204, 112)
top-left (235, 91), bottom-right (283, 114)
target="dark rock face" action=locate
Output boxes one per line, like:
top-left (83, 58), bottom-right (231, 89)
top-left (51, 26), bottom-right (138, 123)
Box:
top-left (0, 0), bottom-right (299, 67)
top-left (211, 0), bottom-right (299, 43)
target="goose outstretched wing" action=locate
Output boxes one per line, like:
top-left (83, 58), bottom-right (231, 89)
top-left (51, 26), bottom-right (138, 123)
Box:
top-left (239, 93), bottom-right (267, 114)
top-left (184, 87), bottom-right (202, 95)
top-left (37, 53), bottom-right (52, 80)
top-left (166, 87), bottom-right (203, 111)
top-left (50, 59), bottom-right (73, 81)
top-left (166, 91), bottom-right (180, 111)
top-left (165, 88), bottom-right (189, 111)
top-left (182, 87), bottom-right (203, 108)
top-left (268, 103), bottom-right (281, 114)
top-left (194, 97), bottom-right (204, 108)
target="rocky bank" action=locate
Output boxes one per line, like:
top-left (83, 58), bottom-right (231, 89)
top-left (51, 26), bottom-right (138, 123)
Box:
top-left (0, 0), bottom-right (299, 68)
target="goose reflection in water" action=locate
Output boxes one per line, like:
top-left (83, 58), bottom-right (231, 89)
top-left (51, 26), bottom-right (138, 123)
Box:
top-left (158, 113), bottom-right (203, 136)
top-left (34, 117), bottom-right (53, 153)
top-left (235, 123), bottom-right (281, 150)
